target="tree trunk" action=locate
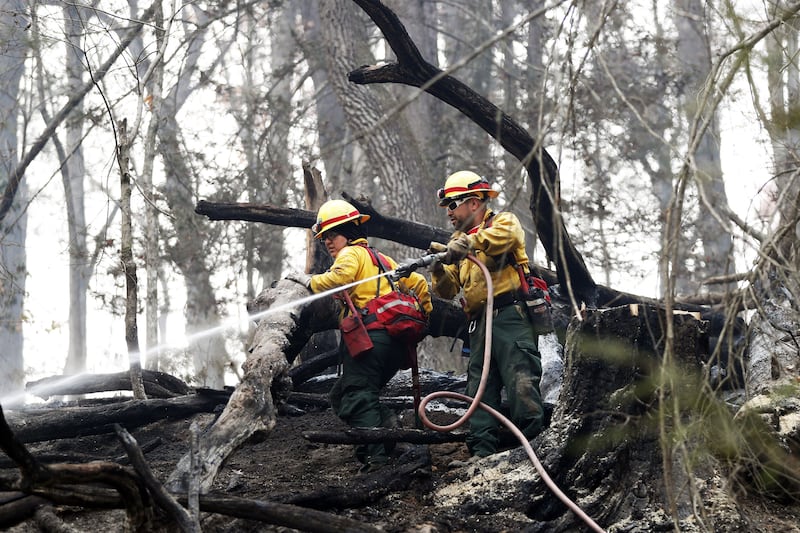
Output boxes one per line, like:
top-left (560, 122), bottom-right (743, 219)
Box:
top-left (141, 2), bottom-right (165, 371)
top-left (156, 4), bottom-right (230, 389)
top-left (117, 119), bottom-right (147, 400)
top-left (0, 0), bottom-right (29, 401)
top-left (61, 2), bottom-right (91, 375)
top-left (674, 0), bottom-right (734, 292)
top-left (318, 0), bottom-right (429, 238)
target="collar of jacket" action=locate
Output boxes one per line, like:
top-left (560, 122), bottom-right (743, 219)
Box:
top-left (468, 210), bottom-right (495, 234)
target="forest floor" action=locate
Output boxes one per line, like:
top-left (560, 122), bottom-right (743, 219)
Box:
top-left (5, 397), bottom-right (800, 532)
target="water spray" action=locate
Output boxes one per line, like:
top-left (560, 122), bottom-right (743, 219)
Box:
top-left (1, 271), bottom-right (401, 408)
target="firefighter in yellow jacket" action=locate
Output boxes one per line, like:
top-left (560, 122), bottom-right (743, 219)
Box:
top-left (287, 199), bottom-right (432, 472)
top-left (429, 171), bottom-right (544, 458)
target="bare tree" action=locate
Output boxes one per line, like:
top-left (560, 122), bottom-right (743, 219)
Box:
top-left (0, 0), bottom-right (29, 400)
top-left (746, 0), bottom-right (800, 392)
top-left (317, 0), bottom-right (429, 231)
top-left (674, 0), bottom-right (734, 293)
top-left (117, 119), bottom-right (146, 400)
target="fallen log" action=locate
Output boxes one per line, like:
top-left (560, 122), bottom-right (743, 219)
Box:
top-left (4, 391), bottom-right (229, 443)
top-left (0, 405), bottom-right (154, 531)
top-left (276, 447), bottom-right (432, 510)
top-left (25, 370), bottom-right (190, 399)
top-left (303, 426), bottom-right (465, 445)
top-left (0, 437), bottom-right (163, 469)
top-left (177, 493), bottom-right (382, 533)
top-left (115, 424), bottom-right (199, 533)
top-left (0, 493), bottom-right (49, 529)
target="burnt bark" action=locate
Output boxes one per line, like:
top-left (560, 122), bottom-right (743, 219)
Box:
top-left (302, 426), bottom-right (465, 445)
top-left (4, 392), bottom-right (229, 443)
top-left (26, 370), bottom-right (190, 399)
top-left (276, 448), bottom-right (431, 509)
top-left (0, 406), bottom-right (154, 531)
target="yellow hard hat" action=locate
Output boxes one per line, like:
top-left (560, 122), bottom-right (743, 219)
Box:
top-left (311, 199), bottom-right (370, 239)
top-left (436, 170), bottom-right (498, 206)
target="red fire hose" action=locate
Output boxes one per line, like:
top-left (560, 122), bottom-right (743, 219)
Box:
top-left (417, 254), bottom-right (605, 533)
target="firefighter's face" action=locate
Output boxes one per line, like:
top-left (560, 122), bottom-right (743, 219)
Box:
top-left (322, 231), bottom-right (347, 258)
top-left (446, 195), bottom-right (482, 231)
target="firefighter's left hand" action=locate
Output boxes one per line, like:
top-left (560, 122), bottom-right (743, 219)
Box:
top-left (443, 234), bottom-right (471, 264)
top-left (285, 271), bottom-right (312, 290)
top-left (428, 241), bottom-right (447, 254)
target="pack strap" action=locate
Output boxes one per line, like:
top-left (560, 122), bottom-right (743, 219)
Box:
top-left (353, 242), bottom-right (398, 295)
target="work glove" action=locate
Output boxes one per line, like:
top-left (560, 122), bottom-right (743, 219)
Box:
top-left (442, 234), bottom-right (471, 264)
top-left (427, 242), bottom-right (447, 273)
top-left (285, 271), bottom-right (312, 290)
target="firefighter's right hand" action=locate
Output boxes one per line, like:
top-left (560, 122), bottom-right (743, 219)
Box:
top-left (442, 234), bottom-right (471, 264)
top-left (285, 271), bottom-right (312, 290)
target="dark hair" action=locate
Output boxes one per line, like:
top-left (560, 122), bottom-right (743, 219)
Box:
top-left (336, 221), bottom-right (367, 242)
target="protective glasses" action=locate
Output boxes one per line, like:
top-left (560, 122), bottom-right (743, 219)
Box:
top-left (445, 196), bottom-right (477, 211)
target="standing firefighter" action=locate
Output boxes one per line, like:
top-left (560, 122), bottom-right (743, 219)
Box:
top-left (429, 171), bottom-right (544, 459)
top-left (287, 199), bottom-right (432, 473)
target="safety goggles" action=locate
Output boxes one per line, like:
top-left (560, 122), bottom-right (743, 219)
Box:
top-left (444, 196), bottom-right (478, 211)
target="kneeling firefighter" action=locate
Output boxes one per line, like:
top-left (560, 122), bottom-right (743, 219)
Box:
top-left (287, 199), bottom-right (433, 473)
top-left (428, 170), bottom-right (548, 458)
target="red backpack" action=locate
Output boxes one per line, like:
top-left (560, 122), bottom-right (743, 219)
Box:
top-left (358, 246), bottom-right (428, 344)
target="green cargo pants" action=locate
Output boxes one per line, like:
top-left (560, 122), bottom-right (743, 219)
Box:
top-left (465, 303), bottom-right (544, 457)
top-left (329, 329), bottom-right (405, 465)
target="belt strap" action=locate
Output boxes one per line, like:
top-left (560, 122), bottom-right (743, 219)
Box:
top-left (469, 291), bottom-right (518, 320)
top-left (493, 291), bottom-right (518, 309)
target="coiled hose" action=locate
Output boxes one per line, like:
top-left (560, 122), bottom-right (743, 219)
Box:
top-left (417, 254), bottom-right (605, 533)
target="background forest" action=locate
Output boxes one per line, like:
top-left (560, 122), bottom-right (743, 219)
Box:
top-left (0, 0), bottom-right (797, 403)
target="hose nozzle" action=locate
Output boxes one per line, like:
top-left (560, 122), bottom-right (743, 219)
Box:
top-left (389, 252), bottom-right (446, 281)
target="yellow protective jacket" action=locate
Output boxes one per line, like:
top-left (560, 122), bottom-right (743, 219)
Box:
top-left (432, 210), bottom-right (529, 315)
top-left (309, 238), bottom-right (433, 318)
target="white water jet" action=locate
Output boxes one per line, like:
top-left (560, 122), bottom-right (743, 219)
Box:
top-left (1, 271), bottom-right (398, 408)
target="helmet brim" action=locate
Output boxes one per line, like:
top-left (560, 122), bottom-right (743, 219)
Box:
top-left (313, 213), bottom-right (370, 239)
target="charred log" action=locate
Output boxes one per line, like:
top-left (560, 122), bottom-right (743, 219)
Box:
top-left (26, 370), bottom-right (190, 399)
top-left (302, 426), bottom-right (465, 445)
top-left (178, 493), bottom-right (383, 533)
top-left (195, 199), bottom-right (449, 252)
top-left (275, 446), bottom-right (431, 510)
top-left (4, 391), bottom-right (229, 443)
top-left (0, 437), bottom-right (163, 469)
top-left (0, 406), bottom-right (154, 531)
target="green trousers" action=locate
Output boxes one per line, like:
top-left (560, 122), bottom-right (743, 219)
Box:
top-left (465, 303), bottom-right (544, 457)
top-left (329, 329), bottom-right (405, 464)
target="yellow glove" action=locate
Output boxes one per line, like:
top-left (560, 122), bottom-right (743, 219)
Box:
top-left (443, 234), bottom-right (471, 264)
